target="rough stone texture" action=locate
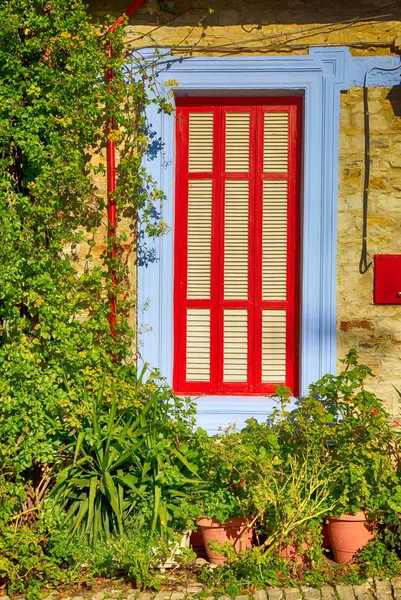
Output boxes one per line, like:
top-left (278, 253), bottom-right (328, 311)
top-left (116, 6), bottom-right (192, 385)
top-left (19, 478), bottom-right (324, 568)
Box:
top-left (154, 593), bottom-right (172, 600)
top-left (301, 587), bottom-right (320, 600)
top-left (374, 579), bottom-right (392, 599)
top-left (86, 0), bottom-right (400, 62)
top-left (10, 581), bottom-right (401, 600)
top-left (183, 587), bottom-right (203, 594)
top-left (284, 590), bottom-right (302, 600)
top-left (137, 594), bottom-right (153, 600)
top-left (392, 576), bottom-right (401, 590)
top-left (320, 586), bottom-right (336, 600)
top-left (336, 585), bottom-right (356, 600)
top-left (354, 583), bottom-right (374, 598)
top-left (337, 86), bottom-right (401, 414)
top-left (355, 594), bottom-right (374, 600)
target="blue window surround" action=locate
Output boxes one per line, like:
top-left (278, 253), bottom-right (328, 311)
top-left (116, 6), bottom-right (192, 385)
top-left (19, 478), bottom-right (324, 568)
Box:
top-left (137, 47), bottom-right (401, 434)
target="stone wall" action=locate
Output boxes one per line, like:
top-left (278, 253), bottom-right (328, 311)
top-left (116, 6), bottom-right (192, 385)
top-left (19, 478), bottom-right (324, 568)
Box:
top-left (338, 86), bottom-right (401, 414)
top-left (87, 0), bottom-right (401, 411)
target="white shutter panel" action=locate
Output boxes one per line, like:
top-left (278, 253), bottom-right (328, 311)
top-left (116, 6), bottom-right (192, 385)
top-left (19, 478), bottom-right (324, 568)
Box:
top-left (189, 113), bottom-right (214, 172)
top-left (224, 309), bottom-right (248, 382)
top-left (186, 309), bottom-right (210, 381)
top-left (187, 180), bottom-right (212, 299)
top-left (225, 112), bottom-right (250, 172)
top-left (262, 180), bottom-right (288, 301)
top-left (262, 309), bottom-right (286, 383)
top-left (224, 180), bottom-right (249, 300)
top-left (264, 112), bottom-right (289, 173)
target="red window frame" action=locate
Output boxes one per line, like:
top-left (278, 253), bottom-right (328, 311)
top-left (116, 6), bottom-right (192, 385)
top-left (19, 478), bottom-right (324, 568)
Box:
top-left (173, 97), bottom-right (302, 396)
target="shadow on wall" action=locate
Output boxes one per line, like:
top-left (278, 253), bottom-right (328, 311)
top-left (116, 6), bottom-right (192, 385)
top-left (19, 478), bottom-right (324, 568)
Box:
top-left (86, 0), bottom-right (400, 26)
top-left (387, 86), bottom-right (401, 118)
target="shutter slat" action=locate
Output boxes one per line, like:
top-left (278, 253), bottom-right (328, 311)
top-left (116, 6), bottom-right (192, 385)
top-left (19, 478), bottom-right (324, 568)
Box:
top-left (224, 309), bottom-right (248, 382)
top-left (262, 180), bottom-right (288, 301)
top-left (224, 180), bottom-right (249, 299)
top-left (186, 309), bottom-right (210, 381)
top-left (189, 113), bottom-right (214, 172)
top-left (187, 180), bottom-right (212, 299)
top-left (264, 112), bottom-right (289, 173)
top-left (262, 309), bottom-right (286, 382)
top-left (225, 113), bottom-right (250, 172)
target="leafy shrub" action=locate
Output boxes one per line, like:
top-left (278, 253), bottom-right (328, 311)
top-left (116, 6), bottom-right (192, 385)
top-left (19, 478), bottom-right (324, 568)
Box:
top-left (354, 539), bottom-right (401, 579)
top-left (310, 349), bottom-right (401, 515)
top-left (51, 369), bottom-right (203, 544)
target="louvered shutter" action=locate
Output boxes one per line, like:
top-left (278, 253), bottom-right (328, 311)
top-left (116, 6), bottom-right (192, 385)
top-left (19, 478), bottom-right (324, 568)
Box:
top-left (174, 99), bottom-right (301, 395)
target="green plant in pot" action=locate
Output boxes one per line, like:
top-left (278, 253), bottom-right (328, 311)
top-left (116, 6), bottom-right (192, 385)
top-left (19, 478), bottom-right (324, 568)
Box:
top-left (193, 427), bottom-right (272, 564)
top-left (310, 350), bottom-right (401, 563)
top-left (242, 401), bottom-right (340, 561)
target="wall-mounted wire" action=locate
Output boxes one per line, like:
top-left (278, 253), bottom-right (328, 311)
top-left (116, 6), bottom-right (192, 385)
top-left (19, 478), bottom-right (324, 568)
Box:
top-left (359, 60), bottom-right (401, 274)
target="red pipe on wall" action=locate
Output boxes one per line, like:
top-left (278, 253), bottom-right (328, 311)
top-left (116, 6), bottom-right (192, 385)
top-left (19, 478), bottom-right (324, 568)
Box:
top-left (107, 0), bottom-right (147, 336)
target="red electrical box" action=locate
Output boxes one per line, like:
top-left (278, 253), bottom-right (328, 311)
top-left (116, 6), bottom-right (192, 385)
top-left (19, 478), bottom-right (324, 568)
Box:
top-left (374, 254), bottom-right (401, 304)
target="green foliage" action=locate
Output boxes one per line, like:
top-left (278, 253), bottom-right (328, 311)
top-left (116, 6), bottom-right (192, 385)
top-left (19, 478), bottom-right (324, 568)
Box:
top-left (310, 349), bottom-right (401, 515)
top-left (52, 369), bottom-right (203, 544)
top-left (88, 526), bottom-right (176, 590)
top-left (0, 522), bottom-right (80, 599)
top-left (193, 402), bottom-right (340, 552)
top-left (354, 539), bottom-right (401, 579)
top-left (0, 0), bottom-right (177, 480)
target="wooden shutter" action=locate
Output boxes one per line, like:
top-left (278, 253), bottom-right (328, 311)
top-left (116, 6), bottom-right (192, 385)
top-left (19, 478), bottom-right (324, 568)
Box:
top-left (174, 98), bottom-right (301, 395)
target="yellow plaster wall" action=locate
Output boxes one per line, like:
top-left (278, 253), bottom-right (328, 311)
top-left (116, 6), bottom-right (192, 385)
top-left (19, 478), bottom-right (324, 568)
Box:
top-left (88, 0), bottom-right (401, 408)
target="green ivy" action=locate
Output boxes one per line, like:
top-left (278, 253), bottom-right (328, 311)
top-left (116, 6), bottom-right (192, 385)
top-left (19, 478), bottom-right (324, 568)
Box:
top-left (0, 0), bottom-right (175, 477)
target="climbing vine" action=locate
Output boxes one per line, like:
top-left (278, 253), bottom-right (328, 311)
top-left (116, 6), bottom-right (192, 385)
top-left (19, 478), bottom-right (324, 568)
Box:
top-left (0, 0), bottom-right (174, 473)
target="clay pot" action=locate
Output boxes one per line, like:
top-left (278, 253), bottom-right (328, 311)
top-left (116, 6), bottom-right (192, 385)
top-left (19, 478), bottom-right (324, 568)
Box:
top-left (322, 522), bottom-right (331, 550)
top-left (190, 528), bottom-right (208, 559)
top-left (327, 512), bottom-right (375, 563)
top-left (278, 541), bottom-right (310, 564)
top-left (197, 517), bottom-right (254, 565)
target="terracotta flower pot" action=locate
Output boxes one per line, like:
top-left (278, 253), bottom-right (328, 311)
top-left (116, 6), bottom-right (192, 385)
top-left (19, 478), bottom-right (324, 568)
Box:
top-left (322, 521), bottom-right (331, 550)
top-left (327, 512), bottom-right (375, 563)
top-left (197, 516), bottom-right (254, 565)
top-left (278, 541), bottom-right (310, 564)
top-left (190, 528), bottom-right (208, 559)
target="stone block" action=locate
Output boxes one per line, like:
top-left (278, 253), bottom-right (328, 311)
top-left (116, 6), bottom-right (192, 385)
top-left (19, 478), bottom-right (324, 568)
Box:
top-left (254, 592), bottom-right (268, 600)
top-left (284, 590), bottom-right (302, 600)
top-left (353, 583), bottom-right (373, 597)
top-left (301, 587), bottom-right (320, 600)
top-left (185, 587), bottom-right (203, 595)
top-left (375, 579), bottom-right (392, 598)
top-left (355, 594), bottom-right (374, 600)
top-left (335, 585), bottom-right (355, 600)
top-left (137, 594), bottom-right (153, 600)
top-left (154, 593), bottom-right (171, 600)
top-left (235, 596), bottom-right (249, 600)
top-left (268, 590), bottom-right (283, 600)
top-left (393, 577), bottom-right (401, 592)
top-left (319, 585), bottom-right (335, 600)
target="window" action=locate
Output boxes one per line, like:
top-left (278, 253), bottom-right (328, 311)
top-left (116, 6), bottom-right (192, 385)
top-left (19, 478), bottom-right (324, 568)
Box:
top-left (173, 97), bottom-right (302, 395)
